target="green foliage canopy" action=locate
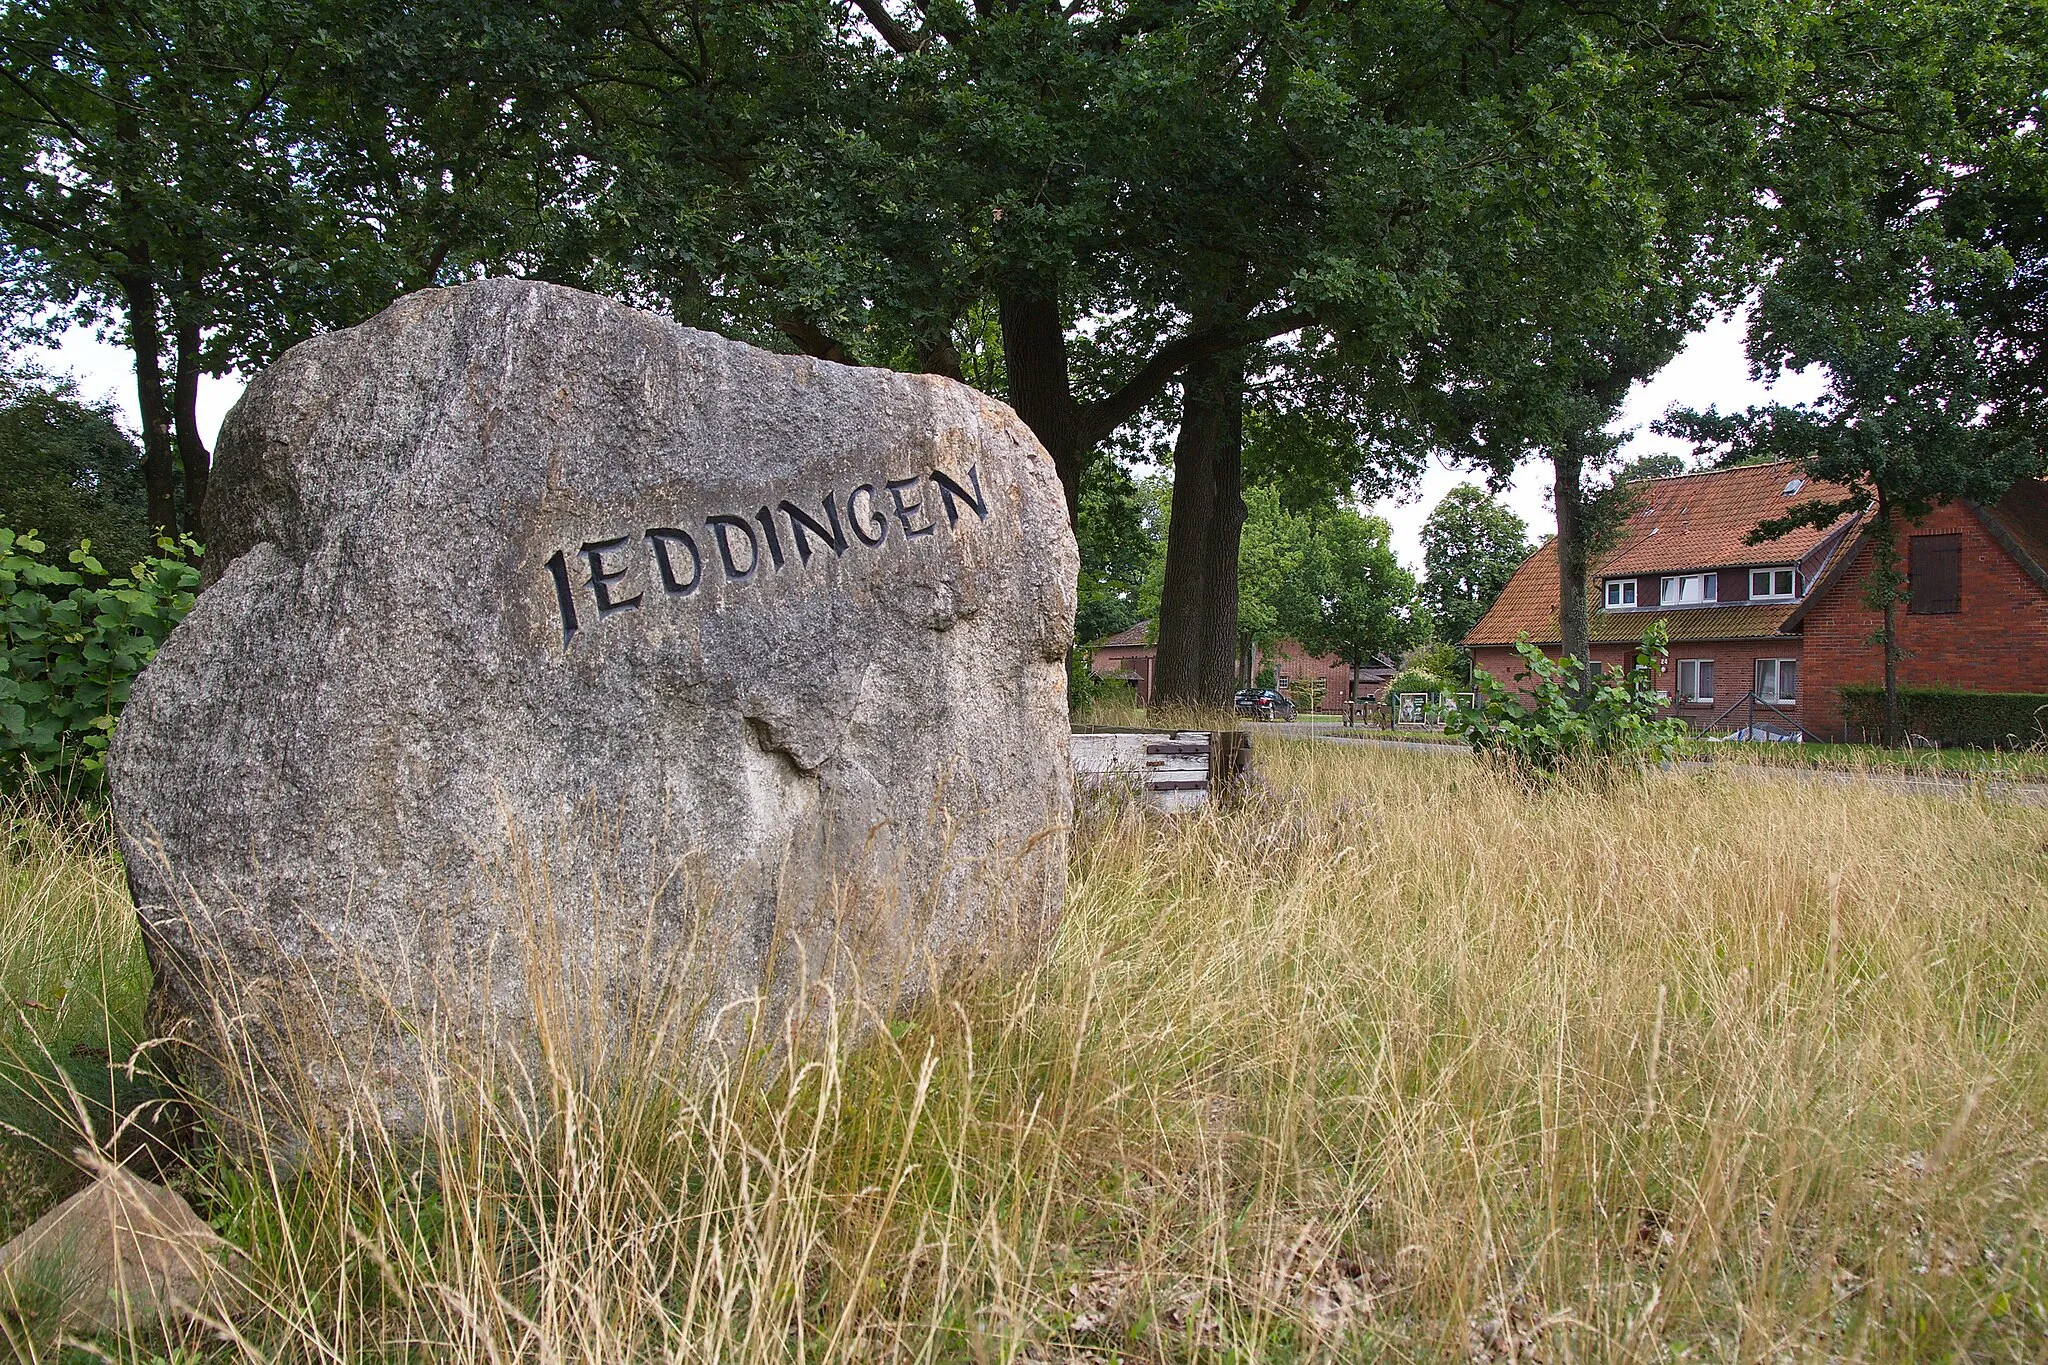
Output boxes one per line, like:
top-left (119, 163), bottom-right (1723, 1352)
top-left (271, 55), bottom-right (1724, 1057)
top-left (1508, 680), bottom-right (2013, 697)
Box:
top-left (0, 367), bottom-right (149, 572)
top-left (1290, 508), bottom-right (1419, 673)
top-left (1074, 460), bottom-right (1163, 647)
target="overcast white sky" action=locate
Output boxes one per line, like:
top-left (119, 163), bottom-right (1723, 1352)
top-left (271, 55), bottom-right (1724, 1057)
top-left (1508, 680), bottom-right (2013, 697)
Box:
top-left (25, 305), bottom-right (1827, 574)
top-left (1363, 310), bottom-right (1829, 569)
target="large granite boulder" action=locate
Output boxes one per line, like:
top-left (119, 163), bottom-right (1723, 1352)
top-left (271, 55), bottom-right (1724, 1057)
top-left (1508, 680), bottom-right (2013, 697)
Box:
top-left (109, 279), bottom-right (1077, 1142)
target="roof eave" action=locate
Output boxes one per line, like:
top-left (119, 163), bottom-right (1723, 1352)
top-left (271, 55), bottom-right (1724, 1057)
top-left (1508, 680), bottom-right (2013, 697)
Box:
top-left (1781, 530), bottom-right (1865, 630)
top-left (1972, 500), bottom-right (2048, 595)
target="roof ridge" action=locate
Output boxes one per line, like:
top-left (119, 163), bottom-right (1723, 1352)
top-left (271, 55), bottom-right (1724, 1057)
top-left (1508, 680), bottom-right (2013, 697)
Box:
top-left (1629, 459), bottom-right (1801, 486)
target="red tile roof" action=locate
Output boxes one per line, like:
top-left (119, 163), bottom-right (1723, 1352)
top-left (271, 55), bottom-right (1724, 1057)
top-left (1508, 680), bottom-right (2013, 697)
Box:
top-left (1089, 620), bottom-right (1152, 649)
top-left (1466, 540), bottom-right (1569, 646)
top-left (1463, 461), bottom-right (1867, 648)
top-left (1600, 461), bottom-right (1859, 574)
top-left (1590, 603), bottom-right (1799, 643)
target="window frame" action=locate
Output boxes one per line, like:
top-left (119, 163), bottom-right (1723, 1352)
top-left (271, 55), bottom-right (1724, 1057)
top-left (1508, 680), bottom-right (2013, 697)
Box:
top-left (1748, 566), bottom-right (1798, 601)
top-left (1676, 658), bottom-right (1715, 705)
top-left (1604, 578), bottom-right (1638, 610)
top-left (1659, 572), bottom-right (1719, 606)
top-left (1755, 657), bottom-right (1798, 705)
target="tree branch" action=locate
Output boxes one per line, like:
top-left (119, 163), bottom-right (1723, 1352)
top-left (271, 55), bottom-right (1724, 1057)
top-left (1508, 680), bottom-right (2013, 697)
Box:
top-left (1077, 307), bottom-right (1316, 448)
top-left (850, 0), bottom-right (926, 53)
top-left (776, 313), bottom-right (851, 363)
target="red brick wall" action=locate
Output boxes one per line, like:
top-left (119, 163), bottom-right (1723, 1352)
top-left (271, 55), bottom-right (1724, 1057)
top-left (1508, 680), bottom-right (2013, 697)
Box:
top-left (1265, 640), bottom-right (1358, 707)
top-left (1657, 642), bottom-right (1804, 731)
top-left (1471, 639), bottom-right (1807, 733)
top-left (1088, 646), bottom-right (1155, 704)
top-left (1089, 638), bottom-right (1391, 710)
top-left (1471, 644), bottom-right (1638, 702)
top-left (1800, 504), bottom-right (2048, 740)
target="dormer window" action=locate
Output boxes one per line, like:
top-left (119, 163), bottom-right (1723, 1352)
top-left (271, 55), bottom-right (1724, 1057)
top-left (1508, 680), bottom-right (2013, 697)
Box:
top-left (1604, 578), bottom-right (1637, 609)
top-left (1660, 573), bottom-right (1718, 606)
top-left (1750, 566), bottom-right (1798, 601)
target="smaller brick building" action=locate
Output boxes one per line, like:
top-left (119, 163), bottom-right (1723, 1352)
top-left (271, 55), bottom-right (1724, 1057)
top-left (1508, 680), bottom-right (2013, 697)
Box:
top-left (1463, 463), bottom-right (2048, 741)
top-left (1086, 622), bottom-right (1157, 701)
top-left (1084, 623), bottom-right (1394, 708)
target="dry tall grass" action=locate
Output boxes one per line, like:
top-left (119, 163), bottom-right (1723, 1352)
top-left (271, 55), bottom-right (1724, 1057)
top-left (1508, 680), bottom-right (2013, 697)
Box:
top-left (0, 802), bottom-right (146, 1058)
top-left (1, 803), bottom-right (153, 1245)
top-left (6, 742), bottom-right (2048, 1361)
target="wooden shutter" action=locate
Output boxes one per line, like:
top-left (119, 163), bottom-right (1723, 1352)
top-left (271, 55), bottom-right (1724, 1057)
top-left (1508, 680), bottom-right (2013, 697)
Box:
top-left (1909, 534), bottom-right (1961, 614)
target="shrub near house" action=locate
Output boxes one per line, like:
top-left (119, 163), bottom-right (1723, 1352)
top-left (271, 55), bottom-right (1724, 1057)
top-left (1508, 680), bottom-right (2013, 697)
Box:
top-left (0, 529), bottom-right (199, 790)
top-left (1463, 462), bottom-right (2048, 743)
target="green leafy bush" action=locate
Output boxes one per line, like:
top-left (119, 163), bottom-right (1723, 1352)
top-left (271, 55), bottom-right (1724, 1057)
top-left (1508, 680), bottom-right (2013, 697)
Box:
top-left (0, 528), bottom-right (200, 792)
top-left (1840, 684), bottom-right (2048, 749)
top-left (1449, 622), bottom-right (1691, 782)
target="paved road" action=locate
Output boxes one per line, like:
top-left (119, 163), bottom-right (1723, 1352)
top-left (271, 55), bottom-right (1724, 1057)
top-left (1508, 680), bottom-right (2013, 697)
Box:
top-left (1255, 722), bottom-right (2048, 808)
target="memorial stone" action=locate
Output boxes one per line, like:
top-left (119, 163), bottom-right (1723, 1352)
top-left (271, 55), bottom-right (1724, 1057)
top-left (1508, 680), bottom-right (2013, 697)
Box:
top-left (109, 279), bottom-right (1077, 1140)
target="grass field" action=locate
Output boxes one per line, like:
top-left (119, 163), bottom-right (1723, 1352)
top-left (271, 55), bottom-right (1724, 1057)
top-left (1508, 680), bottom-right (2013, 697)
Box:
top-left (4, 743), bottom-right (2048, 1361)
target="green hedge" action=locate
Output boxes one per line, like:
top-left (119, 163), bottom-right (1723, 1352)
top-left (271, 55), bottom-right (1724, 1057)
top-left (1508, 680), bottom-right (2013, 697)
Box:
top-left (1840, 684), bottom-right (2048, 748)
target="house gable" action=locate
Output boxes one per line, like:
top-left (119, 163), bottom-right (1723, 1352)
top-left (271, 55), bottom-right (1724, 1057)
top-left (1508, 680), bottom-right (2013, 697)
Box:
top-left (1796, 488), bottom-right (2048, 739)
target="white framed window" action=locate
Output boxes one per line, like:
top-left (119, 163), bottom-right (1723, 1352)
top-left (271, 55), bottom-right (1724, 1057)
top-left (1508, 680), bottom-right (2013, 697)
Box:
top-left (1756, 658), bottom-right (1798, 704)
top-left (1604, 578), bottom-right (1638, 609)
top-left (1676, 659), bottom-right (1715, 703)
top-left (1660, 573), bottom-right (1718, 606)
top-left (1749, 566), bottom-right (1797, 600)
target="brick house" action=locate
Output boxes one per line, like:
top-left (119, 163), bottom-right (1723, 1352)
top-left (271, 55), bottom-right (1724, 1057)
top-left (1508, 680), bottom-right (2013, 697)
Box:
top-left (1084, 623), bottom-right (1395, 708)
top-left (1086, 622), bottom-right (1157, 701)
top-left (1462, 461), bottom-right (2048, 740)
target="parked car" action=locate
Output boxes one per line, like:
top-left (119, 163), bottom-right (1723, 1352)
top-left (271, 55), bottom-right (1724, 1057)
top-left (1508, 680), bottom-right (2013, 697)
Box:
top-left (1234, 688), bottom-right (1298, 721)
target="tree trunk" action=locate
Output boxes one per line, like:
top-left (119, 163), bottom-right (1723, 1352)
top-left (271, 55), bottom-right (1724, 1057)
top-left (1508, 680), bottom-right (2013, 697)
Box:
top-left (997, 290), bottom-right (1084, 521)
top-left (173, 308), bottom-right (211, 533)
top-left (1551, 436), bottom-right (1593, 686)
top-left (917, 336), bottom-right (963, 381)
top-left (1869, 497), bottom-right (1903, 746)
top-left (117, 270), bottom-right (179, 537)
top-left (1152, 354), bottom-right (1246, 709)
top-left (1198, 360), bottom-right (1246, 704)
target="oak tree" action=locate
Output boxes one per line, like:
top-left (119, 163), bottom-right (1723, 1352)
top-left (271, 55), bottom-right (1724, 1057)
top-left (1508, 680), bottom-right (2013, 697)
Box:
top-left (1664, 0), bottom-right (2046, 742)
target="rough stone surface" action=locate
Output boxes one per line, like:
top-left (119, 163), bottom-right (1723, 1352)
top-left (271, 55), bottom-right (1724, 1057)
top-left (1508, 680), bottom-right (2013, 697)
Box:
top-left (110, 279), bottom-right (1076, 1140)
top-left (0, 1164), bottom-right (236, 1334)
